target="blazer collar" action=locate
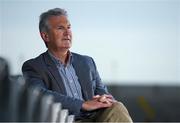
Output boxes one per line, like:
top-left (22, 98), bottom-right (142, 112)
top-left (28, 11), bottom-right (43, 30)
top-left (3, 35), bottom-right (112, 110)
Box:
top-left (43, 51), bottom-right (67, 95)
top-left (72, 53), bottom-right (93, 100)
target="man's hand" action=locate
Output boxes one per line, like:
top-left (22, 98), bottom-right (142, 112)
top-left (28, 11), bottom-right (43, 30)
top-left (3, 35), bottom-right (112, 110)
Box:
top-left (93, 94), bottom-right (116, 104)
top-left (82, 98), bottom-right (112, 111)
top-left (82, 94), bottom-right (116, 111)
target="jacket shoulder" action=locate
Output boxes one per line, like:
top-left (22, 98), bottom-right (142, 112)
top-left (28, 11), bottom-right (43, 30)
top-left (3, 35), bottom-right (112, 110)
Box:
top-left (72, 52), bottom-right (93, 61)
top-left (22, 52), bottom-right (46, 69)
top-left (72, 52), bottom-right (96, 69)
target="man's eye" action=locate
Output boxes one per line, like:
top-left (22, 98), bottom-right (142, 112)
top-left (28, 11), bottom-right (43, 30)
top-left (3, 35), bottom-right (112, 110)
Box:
top-left (58, 27), bottom-right (63, 29)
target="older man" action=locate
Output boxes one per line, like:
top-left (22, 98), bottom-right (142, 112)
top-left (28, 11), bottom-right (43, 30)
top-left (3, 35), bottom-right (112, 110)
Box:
top-left (22, 8), bottom-right (132, 122)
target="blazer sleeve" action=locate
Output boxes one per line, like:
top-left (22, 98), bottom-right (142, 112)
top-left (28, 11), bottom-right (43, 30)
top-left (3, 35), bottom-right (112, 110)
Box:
top-left (90, 57), bottom-right (110, 96)
top-left (22, 60), bottom-right (84, 116)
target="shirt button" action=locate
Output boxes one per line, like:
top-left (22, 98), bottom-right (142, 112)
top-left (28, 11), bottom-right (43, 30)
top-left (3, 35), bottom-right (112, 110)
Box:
top-left (70, 80), bottom-right (73, 83)
top-left (74, 93), bottom-right (77, 96)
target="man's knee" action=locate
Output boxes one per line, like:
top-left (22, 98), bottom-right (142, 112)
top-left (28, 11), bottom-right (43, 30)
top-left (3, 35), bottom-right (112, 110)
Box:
top-left (96, 101), bottom-right (133, 122)
top-left (109, 102), bottom-right (132, 122)
top-left (112, 102), bottom-right (130, 115)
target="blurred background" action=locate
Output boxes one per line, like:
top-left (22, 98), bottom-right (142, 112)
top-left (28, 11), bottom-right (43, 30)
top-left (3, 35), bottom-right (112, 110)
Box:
top-left (0, 0), bottom-right (180, 122)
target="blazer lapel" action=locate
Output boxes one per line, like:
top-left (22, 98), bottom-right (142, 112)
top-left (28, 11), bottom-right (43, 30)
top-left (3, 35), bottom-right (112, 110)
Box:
top-left (43, 51), bottom-right (67, 95)
top-left (72, 54), bottom-right (93, 100)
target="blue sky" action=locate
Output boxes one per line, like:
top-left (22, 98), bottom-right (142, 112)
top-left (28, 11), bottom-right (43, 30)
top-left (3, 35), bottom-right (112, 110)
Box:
top-left (0, 0), bottom-right (180, 85)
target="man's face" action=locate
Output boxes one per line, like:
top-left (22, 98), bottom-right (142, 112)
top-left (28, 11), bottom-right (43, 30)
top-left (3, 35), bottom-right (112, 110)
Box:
top-left (44, 15), bottom-right (72, 51)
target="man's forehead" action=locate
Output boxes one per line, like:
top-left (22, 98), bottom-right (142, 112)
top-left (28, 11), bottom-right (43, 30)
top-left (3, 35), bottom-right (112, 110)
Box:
top-left (48, 15), bottom-right (70, 24)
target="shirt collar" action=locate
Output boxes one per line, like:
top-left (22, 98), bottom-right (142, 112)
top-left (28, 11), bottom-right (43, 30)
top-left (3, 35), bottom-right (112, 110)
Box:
top-left (48, 50), bottom-right (72, 67)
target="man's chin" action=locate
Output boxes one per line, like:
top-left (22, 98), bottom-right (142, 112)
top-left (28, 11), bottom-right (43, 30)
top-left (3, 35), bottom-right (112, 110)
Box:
top-left (60, 46), bottom-right (71, 50)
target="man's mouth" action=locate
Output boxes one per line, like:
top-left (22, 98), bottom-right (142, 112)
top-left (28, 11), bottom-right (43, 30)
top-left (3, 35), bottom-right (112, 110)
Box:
top-left (63, 39), bottom-right (70, 41)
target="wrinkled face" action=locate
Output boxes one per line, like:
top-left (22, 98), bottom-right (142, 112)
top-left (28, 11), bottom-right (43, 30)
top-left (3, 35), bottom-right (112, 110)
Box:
top-left (42, 15), bottom-right (72, 51)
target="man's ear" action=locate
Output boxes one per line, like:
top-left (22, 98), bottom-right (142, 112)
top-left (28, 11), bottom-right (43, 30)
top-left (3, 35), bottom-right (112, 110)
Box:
top-left (40, 32), bottom-right (49, 43)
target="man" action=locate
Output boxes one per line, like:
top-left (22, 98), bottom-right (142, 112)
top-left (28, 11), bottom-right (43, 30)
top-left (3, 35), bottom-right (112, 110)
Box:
top-left (22, 8), bottom-right (132, 122)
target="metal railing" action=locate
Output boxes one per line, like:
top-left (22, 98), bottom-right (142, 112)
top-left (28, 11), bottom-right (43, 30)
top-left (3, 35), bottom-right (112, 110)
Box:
top-left (0, 57), bottom-right (74, 122)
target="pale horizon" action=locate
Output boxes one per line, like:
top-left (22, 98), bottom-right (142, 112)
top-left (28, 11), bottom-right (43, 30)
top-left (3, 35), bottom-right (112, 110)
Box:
top-left (0, 0), bottom-right (180, 85)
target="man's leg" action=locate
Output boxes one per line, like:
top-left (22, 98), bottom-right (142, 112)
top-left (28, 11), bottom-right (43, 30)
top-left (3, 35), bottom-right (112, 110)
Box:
top-left (95, 102), bottom-right (133, 122)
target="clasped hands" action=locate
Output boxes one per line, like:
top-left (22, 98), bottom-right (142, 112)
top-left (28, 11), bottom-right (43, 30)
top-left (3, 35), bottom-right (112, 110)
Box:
top-left (82, 94), bottom-right (117, 111)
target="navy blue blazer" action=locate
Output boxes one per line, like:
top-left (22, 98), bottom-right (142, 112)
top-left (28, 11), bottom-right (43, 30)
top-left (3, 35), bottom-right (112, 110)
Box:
top-left (22, 51), bottom-right (109, 116)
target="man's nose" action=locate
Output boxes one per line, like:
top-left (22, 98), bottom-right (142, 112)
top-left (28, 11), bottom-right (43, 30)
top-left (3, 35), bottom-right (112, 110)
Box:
top-left (64, 29), bottom-right (71, 36)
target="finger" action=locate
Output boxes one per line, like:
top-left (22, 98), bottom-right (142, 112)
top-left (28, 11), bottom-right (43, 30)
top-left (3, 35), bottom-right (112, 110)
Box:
top-left (103, 94), bottom-right (113, 99)
top-left (99, 96), bottom-right (113, 105)
top-left (106, 98), bottom-right (116, 103)
top-left (104, 96), bottom-right (117, 103)
top-left (98, 95), bottom-right (106, 102)
top-left (100, 101), bottom-right (112, 107)
top-left (93, 95), bottom-right (100, 99)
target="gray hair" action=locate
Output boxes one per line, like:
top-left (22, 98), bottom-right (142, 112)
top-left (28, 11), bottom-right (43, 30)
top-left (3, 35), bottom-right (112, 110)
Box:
top-left (39, 8), bottom-right (68, 33)
top-left (39, 8), bottom-right (68, 47)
